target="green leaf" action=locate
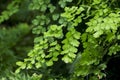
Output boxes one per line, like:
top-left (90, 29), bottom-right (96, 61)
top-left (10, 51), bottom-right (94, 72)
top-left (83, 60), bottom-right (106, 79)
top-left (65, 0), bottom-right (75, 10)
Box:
top-left (69, 46), bottom-right (78, 53)
top-left (15, 68), bottom-right (21, 73)
top-left (55, 44), bottom-right (61, 50)
top-left (93, 0), bottom-right (101, 4)
top-left (50, 41), bottom-right (57, 46)
top-left (52, 57), bottom-right (58, 61)
top-left (41, 4), bottom-right (47, 11)
top-left (106, 33), bottom-right (115, 42)
top-left (45, 53), bottom-right (52, 58)
top-left (68, 53), bottom-right (76, 58)
top-left (93, 30), bottom-right (103, 38)
top-left (52, 14), bottom-right (59, 20)
top-left (62, 55), bottom-right (72, 63)
top-left (117, 35), bottom-right (120, 39)
top-left (35, 63), bottom-right (42, 68)
top-left (27, 64), bottom-right (33, 69)
top-left (16, 61), bottom-right (24, 66)
top-left (53, 52), bottom-right (59, 57)
top-left (50, 25), bottom-right (57, 31)
top-left (61, 50), bottom-right (69, 54)
top-left (48, 4), bottom-right (56, 13)
top-left (46, 60), bottom-right (53, 66)
top-left (108, 44), bottom-right (120, 56)
top-left (21, 63), bottom-right (26, 69)
top-left (86, 27), bottom-right (93, 32)
top-left (70, 39), bottom-right (80, 47)
top-left (59, 1), bottom-right (66, 8)
top-left (32, 19), bottom-right (39, 25)
top-left (66, 0), bottom-right (72, 2)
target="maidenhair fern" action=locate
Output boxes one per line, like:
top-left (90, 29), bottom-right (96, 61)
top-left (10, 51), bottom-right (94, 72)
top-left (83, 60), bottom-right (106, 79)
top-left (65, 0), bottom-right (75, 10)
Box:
top-left (0, 0), bottom-right (21, 23)
top-left (16, 0), bottom-right (120, 79)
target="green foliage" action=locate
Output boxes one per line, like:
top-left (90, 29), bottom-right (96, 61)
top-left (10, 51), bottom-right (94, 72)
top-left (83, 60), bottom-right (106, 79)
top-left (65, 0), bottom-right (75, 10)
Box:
top-left (0, 24), bottom-right (31, 74)
top-left (1, 0), bottom-right (120, 80)
top-left (61, 27), bottom-right (80, 63)
top-left (0, 0), bottom-right (21, 23)
top-left (0, 71), bottom-right (41, 80)
top-left (15, 0), bottom-right (120, 79)
top-left (0, 0), bottom-right (34, 77)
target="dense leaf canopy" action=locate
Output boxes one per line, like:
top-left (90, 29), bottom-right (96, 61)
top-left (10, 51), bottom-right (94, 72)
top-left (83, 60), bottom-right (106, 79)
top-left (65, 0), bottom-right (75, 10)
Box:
top-left (0, 0), bottom-right (120, 80)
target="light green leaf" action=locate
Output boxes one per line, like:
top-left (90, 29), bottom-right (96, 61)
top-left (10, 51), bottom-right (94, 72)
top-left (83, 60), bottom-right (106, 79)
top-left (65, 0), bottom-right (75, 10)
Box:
top-left (50, 41), bottom-right (57, 46)
top-left (73, 32), bottom-right (81, 39)
top-left (55, 44), bottom-right (61, 50)
top-left (16, 61), bottom-right (24, 66)
top-left (86, 27), bottom-right (93, 32)
top-left (46, 60), bottom-right (53, 66)
top-left (68, 53), bottom-right (76, 58)
top-left (62, 55), bottom-right (72, 63)
top-left (53, 52), bottom-right (59, 57)
top-left (15, 68), bottom-right (21, 73)
top-left (69, 46), bottom-right (78, 53)
top-left (27, 64), bottom-right (33, 69)
top-left (117, 35), bottom-right (120, 39)
top-left (35, 63), bottom-right (42, 68)
top-left (93, 30), bottom-right (103, 38)
top-left (70, 39), bottom-right (80, 47)
top-left (50, 25), bottom-right (57, 31)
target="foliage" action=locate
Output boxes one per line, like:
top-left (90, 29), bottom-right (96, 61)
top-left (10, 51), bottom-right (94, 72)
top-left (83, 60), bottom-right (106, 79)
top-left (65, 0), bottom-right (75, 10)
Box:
top-left (16, 0), bottom-right (120, 79)
top-left (0, 0), bottom-right (120, 80)
top-left (0, 0), bottom-right (20, 23)
top-left (0, 0), bottom-right (33, 77)
top-left (0, 23), bottom-right (32, 75)
top-left (1, 70), bottom-right (41, 80)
